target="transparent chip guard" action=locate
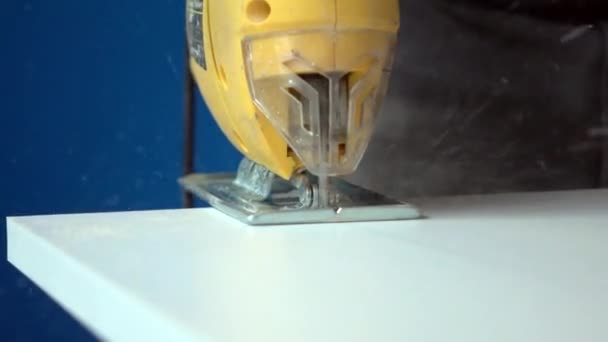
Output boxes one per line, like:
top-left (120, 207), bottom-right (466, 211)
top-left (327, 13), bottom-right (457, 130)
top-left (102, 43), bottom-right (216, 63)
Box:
top-left (243, 30), bottom-right (397, 177)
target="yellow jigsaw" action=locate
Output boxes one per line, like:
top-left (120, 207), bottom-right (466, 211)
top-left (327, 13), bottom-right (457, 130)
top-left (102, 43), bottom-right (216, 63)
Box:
top-left (180, 0), bottom-right (421, 224)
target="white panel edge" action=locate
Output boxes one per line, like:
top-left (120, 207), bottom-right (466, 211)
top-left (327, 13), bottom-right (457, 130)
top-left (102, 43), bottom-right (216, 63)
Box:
top-left (6, 217), bottom-right (210, 342)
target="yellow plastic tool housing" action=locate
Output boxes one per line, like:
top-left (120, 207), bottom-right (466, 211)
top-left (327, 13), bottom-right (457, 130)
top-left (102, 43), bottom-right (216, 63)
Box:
top-left (187, 0), bottom-right (399, 180)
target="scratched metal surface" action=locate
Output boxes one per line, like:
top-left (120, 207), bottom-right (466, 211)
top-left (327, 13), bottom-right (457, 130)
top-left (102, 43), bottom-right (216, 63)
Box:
top-left (353, 0), bottom-right (608, 199)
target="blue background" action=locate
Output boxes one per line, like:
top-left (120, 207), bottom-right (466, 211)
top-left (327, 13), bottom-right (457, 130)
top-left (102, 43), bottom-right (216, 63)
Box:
top-left (1, 1), bottom-right (240, 340)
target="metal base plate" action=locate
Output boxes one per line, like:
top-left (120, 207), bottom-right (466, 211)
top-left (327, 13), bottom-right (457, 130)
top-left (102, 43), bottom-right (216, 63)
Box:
top-left (180, 173), bottom-right (423, 225)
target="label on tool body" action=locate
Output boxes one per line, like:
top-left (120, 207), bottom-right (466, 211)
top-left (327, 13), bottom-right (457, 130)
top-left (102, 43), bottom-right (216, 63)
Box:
top-left (187, 0), bottom-right (207, 70)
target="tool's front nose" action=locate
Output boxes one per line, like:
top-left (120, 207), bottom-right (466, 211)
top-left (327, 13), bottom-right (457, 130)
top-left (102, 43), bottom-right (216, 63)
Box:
top-left (242, 30), bottom-right (397, 177)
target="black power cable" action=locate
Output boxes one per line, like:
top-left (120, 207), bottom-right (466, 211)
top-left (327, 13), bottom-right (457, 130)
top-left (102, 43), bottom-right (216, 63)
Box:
top-left (182, 39), bottom-right (196, 208)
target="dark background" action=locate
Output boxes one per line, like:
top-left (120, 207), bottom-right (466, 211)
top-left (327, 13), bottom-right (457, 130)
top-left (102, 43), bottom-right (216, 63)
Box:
top-left (1, 1), bottom-right (239, 340)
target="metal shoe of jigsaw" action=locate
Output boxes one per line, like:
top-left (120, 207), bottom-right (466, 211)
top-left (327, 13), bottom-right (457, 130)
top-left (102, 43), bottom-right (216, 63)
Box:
top-left (181, 0), bottom-right (422, 224)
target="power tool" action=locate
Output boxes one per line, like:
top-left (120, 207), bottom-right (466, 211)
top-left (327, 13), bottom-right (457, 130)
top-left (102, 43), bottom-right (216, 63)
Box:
top-left (180, 0), bottom-right (422, 224)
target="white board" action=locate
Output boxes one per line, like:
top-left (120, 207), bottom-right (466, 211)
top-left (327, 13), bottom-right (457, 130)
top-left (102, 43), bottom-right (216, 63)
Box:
top-left (7, 189), bottom-right (608, 341)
